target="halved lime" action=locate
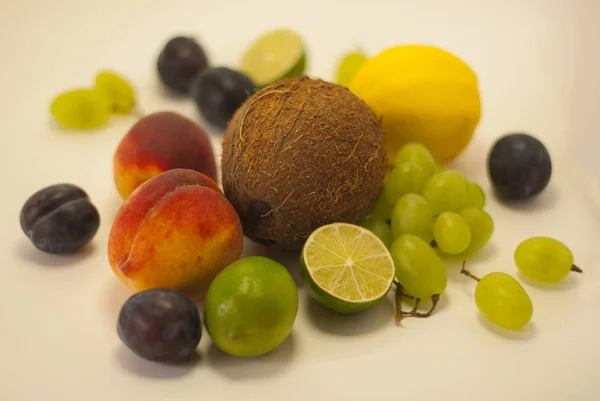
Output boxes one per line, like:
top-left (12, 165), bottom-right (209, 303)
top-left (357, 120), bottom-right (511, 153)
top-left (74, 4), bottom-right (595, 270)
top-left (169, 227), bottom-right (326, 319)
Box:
top-left (335, 51), bottom-right (368, 87)
top-left (301, 223), bottom-right (395, 313)
top-left (239, 28), bottom-right (306, 87)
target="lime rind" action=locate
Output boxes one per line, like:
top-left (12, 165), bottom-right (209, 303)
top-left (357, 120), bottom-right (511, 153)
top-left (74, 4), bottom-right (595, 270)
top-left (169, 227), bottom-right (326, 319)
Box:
top-left (240, 28), bottom-right (306, 87)
top-left (301, 223), bottom-right (395, 313)
top-left (284, 52), bottom-right (306, 80)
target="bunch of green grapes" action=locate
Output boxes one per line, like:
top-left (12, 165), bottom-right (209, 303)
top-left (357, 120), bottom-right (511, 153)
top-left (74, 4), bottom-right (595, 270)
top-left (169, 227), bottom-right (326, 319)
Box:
top-left (361, 143), bottom-right (583, 331)
top-left (50, 70), bottom-right (138, 130)
top-left (357, 142), bottom-right (497, 321)
top-left (362, 142), bottom-right (493, 260)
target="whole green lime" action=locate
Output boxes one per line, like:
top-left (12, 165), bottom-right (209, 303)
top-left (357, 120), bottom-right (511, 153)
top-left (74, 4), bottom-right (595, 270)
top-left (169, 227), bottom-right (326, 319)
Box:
top-left (204, 256), bottom-right (298, 357)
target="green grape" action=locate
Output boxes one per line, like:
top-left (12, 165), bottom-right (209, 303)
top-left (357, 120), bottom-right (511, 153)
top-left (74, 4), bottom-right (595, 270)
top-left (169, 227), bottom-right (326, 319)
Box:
top-left (391, 194), bottom-right (433, 242)
top-left (50, 88), bottom-right (111, 129)
top-left (336, 51), bottom-right (368, 87)
top-left (394, 142), bottom-right (435, 176)
top-left (433, 164), bottom-right (447, 174)
top-left (464, 181), bottom-right (486, 209)
top-left (390, 234), bottom-right (447, 299)
top-left (360, 217), bottom-right (393, 248)
top-left (514, 237), bottom-right (579, 283)
top-left (422, 169), bottom-right (468, 215)
top-left (370, 193), bottom-right (393, 221)
top-left (474, 272), bottom-right (533, 330)
top-left (95, 70), bottom-right (136, 114)
top-left (457, 207), bottom-right (494, 257)
top-left (433, 211), bottom-right (471, 254)
top-left (384, 161), bottom-right (429, 205)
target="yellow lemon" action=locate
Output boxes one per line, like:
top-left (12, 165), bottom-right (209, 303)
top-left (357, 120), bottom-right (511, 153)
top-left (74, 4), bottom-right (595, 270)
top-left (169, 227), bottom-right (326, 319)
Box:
top-left (350, 45), bottom-right (481, 165)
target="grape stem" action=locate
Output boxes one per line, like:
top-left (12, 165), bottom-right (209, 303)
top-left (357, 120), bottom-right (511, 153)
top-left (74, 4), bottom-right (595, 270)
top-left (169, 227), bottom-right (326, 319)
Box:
top-left (393, 280), bottom-right (414, 298)
top-left (571, 265), bottom-right (583, 273)
top-left (460, 260), bottom-right (480, 282)
top-left (410, 299), bottom-right (420, 313)
top-left (395, 285), bottom-right (404, 324)
top-left (404, 295), bottom-right (439, 318)
top-left (395, 285), bottom-right (440, 324)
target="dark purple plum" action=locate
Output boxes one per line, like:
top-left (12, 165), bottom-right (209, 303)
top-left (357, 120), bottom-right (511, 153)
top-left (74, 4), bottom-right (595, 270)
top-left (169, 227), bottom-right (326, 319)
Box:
top-left (20, 184), bottom-right (100, 254)
top-left (157, 36), bottom-right (209, 95)
top-left (117, 289), bottom-right (201, 363)
top-left (193, 67), bottom-right (256, 129)
top-left (488, 133), bottom-right (552, 201)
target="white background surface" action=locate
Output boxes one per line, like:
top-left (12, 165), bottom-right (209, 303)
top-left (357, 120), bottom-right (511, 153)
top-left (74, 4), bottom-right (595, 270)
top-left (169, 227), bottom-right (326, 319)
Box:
top-left (1, 0), bottom-right (600, 400)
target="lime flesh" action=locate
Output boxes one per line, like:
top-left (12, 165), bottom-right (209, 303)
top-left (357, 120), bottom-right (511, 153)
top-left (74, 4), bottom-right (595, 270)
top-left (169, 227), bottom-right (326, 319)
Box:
top-left (301, 223), bottom-right (395, 313)
top-left (240, 28), bottom-right (306, 87)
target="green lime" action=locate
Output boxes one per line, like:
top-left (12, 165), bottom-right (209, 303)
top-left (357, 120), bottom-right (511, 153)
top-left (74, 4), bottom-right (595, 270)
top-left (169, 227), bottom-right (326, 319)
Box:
top-left (300, 223), bottom-right (395, 313)
top-left (204, 256), bottom-right (298, 357)
top-left (335, 51), bottom-right (368, 87)
top-left (239, 28), bottom-right (306, 87)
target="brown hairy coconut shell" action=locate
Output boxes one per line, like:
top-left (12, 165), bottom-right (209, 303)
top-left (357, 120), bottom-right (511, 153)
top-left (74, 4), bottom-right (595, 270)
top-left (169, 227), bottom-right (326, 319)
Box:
top-left (221, 76), bottom-right (386, 250)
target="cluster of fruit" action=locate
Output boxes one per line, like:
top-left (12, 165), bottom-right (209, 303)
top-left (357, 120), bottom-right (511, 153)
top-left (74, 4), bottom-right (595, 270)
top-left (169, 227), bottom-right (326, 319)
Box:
top-left (108, 168), bottom-right (298, 362)
top-left (117, 256), bottom-right (298, 363)
top-left (19, 168), bottom-right (299, 362)
top-left (158, 29), bottom-right (305, 129)
top-left (353, 137), bottom-right (579, 331)
top-left (351, 141), bottom-right (495, 322)
top-left (49, 29), bottom-right (307, 132)
top-left (19, 26), bottom-right (584, 368)
top-left (364, 142), bottom-right (491, 254)
top-left (157, 36), bottom-right (256, 129)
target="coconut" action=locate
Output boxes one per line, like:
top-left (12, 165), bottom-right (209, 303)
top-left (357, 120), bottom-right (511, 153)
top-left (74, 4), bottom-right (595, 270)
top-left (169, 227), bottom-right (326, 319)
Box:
top-left (221, 77), bottom-right (386, 250)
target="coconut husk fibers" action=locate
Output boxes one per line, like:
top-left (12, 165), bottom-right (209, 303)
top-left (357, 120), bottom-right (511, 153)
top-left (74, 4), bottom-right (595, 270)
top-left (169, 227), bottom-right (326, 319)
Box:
top-left (221, 76), bottom-right (386, 250)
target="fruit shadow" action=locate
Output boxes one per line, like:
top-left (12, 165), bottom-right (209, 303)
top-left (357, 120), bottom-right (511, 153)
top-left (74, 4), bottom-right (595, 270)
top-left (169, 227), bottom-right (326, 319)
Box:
top-left (115, 345), bottom-right (201, 379)
top-left (103, 277), bottom-right (134, 327)
top-left (517, 271), bottom-right (581, 291)
top-left (477, 314), bottom-right (538, 341)
top-left (104, 192), bottom-right (124, 222)
top-left (243, 239), bottom-right (304, 288)
top-left (197, 117), bottom-right (227, 136)
top-left (155, 80), bottom-right (192, 102)
top-left (14, 238), bottom-right (97, 267)
top-left (49, 120), bottom-right (108, 136)
top-left (492, 185), bottom-right (559, 214)
top-left (205, 332), bottom-right (297, 380)
top-left (305, 294), bottom-right (395, 336)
